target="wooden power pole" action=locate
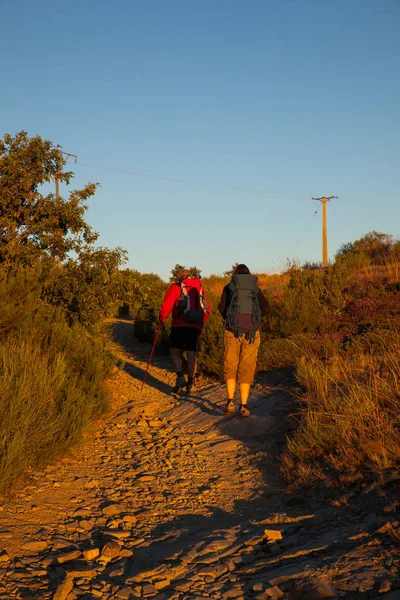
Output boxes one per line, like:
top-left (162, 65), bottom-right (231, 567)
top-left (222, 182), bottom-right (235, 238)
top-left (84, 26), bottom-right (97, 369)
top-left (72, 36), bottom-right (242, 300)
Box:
top-left (312, 196), bottom-right (338, 267)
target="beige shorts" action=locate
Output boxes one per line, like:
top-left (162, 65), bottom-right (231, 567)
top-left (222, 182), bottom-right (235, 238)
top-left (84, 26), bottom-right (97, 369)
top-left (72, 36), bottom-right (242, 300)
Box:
top-left (223, 330), bottom-right (260, 384)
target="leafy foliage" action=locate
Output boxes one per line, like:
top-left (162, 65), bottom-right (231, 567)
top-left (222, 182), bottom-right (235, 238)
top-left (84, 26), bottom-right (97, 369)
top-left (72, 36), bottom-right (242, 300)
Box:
top-left (336, 231), bottom-right (400, 267)
top-left (44, 246), bottom-right (128, 326)
top-left (169, 263), bottom-right (202, 282)
top-left (0, 131), bottom-right (98, 267)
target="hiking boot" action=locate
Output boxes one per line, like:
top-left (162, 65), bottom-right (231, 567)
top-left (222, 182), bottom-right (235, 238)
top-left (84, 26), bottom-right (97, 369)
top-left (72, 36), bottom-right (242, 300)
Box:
top-left (239, 404), bottom-right (250, 417)
top-left (172, 374), bottom-right (187, 394)
top-left (186, 383), bottom-right (196, 395)
top-left (224, 400), bottom-right (235, 415)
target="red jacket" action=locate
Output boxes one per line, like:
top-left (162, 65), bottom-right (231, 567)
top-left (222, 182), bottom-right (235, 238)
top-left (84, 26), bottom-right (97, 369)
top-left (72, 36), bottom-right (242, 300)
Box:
top-left (159, 277), bottom-right (211, 331)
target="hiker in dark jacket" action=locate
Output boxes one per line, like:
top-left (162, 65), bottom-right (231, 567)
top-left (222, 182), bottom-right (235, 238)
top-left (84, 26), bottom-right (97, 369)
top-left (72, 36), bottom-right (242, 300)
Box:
top-left (160, 268), bottom-right (210, 395)
top-left (218, 264), bottom-right (269, 416)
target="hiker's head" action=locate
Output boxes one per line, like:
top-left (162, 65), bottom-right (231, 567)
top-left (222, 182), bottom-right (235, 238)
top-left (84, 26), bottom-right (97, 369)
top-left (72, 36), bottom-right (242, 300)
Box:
top-left (233, 264), bottom-right (251, 275)
top-left (177, 268), bottom-right (190, 281)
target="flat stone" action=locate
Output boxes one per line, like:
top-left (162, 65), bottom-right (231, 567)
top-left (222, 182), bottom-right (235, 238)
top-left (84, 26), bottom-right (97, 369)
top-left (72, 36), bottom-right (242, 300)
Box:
top-left (0, 529), bottom-right (12, 538)
top-left (54, 550), bottom-right (82, 564)
top-left (102, 503), bottom-right (124, 517)
top-left (104, 529), bottom-right (131, 539)
top-left (116, 586), bottom-right (137, 599)
top-left (142, 583), bottom-right (158, 596)
top-left (153, 578), bottom-right (171, 590)
top-left (0, 550), bottom-right (10, 563)
top-left (21, 540), bottom-right (48, 552)
top-left (222, 589), bottom-right (244, 599)
top-left (53, 577), bottom-right (74, 600)
top-left (83, 548), bottom-right (100, 561)
top-left (67, 566), bottom-right (98, 579)
top-left (264, 529), bottom-right (283, 541)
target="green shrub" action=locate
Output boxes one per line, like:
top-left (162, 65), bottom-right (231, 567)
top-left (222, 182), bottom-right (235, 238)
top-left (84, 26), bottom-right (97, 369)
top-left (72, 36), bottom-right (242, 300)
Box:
top-left (198, 294), bottom-right (225, 377)
top-left (0, 268), bottom-right (114, 493)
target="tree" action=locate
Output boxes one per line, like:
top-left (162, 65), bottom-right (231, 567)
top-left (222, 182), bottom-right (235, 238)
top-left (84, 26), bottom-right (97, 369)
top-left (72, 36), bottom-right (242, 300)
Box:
top-left (335, 231), bottom-right (397, 265)
top-left (223, 263), bottom-right (239, 277)
top-left (0, 131), bottom-right (98, 268)
top-left (44, 246), bottom-right (128, 325)
top-left (169, 264), bottom-right (202, 281)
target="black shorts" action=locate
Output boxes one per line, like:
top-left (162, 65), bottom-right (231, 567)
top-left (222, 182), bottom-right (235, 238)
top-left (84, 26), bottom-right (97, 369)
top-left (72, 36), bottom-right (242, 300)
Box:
top-left (170, 327), bottom-right (201, 352)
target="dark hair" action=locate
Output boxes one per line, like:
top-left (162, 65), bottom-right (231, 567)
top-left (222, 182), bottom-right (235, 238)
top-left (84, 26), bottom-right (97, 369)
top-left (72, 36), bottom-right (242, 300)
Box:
top-left (233, 264), bottom-right (251, 275)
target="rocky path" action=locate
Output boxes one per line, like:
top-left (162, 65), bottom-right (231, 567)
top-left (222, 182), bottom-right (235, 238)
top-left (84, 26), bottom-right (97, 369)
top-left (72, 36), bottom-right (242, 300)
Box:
top-left (0, 320), bottom-right (399, 600)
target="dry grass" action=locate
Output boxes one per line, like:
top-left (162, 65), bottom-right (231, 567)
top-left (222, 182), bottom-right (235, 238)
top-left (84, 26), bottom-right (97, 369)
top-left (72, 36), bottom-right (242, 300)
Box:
top-left (284, 332), bottom-right (400, 483)
top-left (203, 271), bottom-right (289, 299)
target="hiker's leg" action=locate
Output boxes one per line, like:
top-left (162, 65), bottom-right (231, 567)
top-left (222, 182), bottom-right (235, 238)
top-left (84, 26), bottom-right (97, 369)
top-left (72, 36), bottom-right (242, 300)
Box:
top-left (224, 331), bottom-right (240, 399)
top-left (170, 348), bottom-right (182, 373)
top-left (185, 328), bottom-right (201, 392)
top-left (226, 378), bottom-right (236, 400)
top-left (239, 383), bottom-right (251, 404)
top-left (187, 351), bottom-right (197, 378)
top-left (237, 331), bottom-right (261, 405)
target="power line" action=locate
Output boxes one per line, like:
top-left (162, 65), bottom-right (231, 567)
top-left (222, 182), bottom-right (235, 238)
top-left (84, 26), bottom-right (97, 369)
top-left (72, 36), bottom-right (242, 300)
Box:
top-left (77, 161), bottom-right (310, 200)
top-left (291, 203), bottom-right (321, 258)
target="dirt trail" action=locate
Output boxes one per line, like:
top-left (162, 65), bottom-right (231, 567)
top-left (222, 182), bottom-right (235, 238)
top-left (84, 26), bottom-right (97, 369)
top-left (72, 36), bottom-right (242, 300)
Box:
top-left (0, 319), bottom-right (399, 600)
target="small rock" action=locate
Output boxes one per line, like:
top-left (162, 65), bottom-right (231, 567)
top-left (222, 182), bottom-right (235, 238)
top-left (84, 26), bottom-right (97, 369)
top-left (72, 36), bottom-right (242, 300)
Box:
top-left (122, 514), bottom-right (137, 524)
top-left (379, 580), bottom-right (392, 593)
top-left (142, 583), bottom-right (158, 597)
top-left (0, 550), bottom-right (9, 563)
top-left (266, 586), bottom-right (285, 599)
top-left (83, 548), bottom-right (100, 561)
top-left (264, 529), bottom-right (283, 541)
top-left (252, 582), bottom-right (267, 592)
top-left (84, 479), bottom-right (99, 489)
top-left (101, 540), bottom-right (121, 559)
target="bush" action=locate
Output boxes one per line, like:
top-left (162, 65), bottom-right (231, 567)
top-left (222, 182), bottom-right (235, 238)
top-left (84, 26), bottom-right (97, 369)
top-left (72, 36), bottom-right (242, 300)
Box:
top-left (283, 330), bottom-right (400, 484)
top-left (0, 268), bottom-right (114, 493)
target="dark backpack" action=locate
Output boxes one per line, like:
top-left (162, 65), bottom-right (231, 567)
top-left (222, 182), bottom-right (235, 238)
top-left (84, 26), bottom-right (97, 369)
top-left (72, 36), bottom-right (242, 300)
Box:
top-left (176, 278), bottom-right (208, 323)
top-left (224, 274), bottom-right (261, 341)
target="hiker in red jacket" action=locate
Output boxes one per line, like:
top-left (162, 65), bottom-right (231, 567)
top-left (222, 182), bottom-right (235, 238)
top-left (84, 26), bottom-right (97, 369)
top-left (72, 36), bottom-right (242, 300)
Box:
top-left (159, 268), bottom-right (210, 395)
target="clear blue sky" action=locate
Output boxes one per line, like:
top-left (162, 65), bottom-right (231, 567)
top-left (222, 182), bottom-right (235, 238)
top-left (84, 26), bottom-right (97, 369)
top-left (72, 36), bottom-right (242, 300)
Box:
top-left (1, 0), bottom-right (399, 280)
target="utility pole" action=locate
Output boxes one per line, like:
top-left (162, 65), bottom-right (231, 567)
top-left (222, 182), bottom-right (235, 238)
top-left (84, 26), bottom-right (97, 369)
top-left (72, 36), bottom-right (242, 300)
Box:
top-left (312, 196), bottom-right (338, 267)
top-left (55, 151), bottom-right (78, 199)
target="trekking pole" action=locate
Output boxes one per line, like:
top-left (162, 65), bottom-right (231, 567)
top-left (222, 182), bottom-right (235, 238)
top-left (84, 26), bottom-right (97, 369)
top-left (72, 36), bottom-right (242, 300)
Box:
top-left (141, 321), bottom-right (162, 391)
